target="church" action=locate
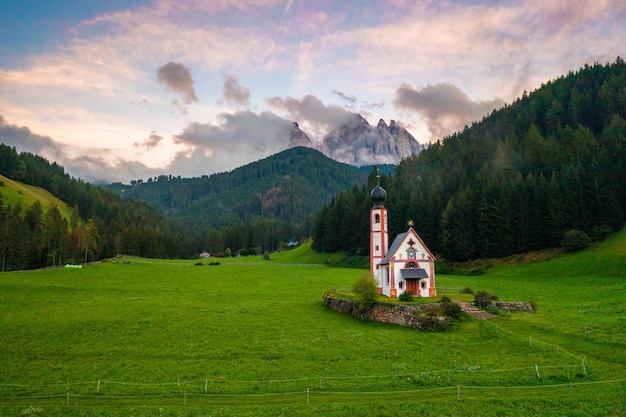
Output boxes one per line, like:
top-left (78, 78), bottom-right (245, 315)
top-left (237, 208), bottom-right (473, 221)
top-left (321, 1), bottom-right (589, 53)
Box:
top-left (370, 177), bottom-right (436, 298)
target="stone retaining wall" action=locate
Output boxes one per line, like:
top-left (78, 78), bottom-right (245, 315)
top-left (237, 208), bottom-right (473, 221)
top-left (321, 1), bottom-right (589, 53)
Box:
top-left (323, 294), bottom-right (534, 330)
top-left (323, 294), bottom-right (449, 331)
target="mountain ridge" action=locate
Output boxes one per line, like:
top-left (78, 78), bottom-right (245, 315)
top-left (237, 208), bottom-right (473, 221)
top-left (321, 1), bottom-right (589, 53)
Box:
top-left (107, 146), bottom-right (395, 234)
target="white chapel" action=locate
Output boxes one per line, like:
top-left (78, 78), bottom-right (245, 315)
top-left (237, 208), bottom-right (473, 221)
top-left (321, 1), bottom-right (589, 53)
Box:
top-left (370, 177), bottom-right (437, 298)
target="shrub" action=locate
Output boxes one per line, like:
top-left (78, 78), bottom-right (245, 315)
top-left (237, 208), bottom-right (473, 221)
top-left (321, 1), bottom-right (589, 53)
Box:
top-left (195, 262), bottom-right (203, 266)
top-left (474, 291), bottom-right (494, 308)
top-left (527, 300), bottom-right (537, 311)
top-left (352, 273), bottom-right (378, 310)
top-left (460, 287), bottom-right (474, 294)
top-left (399, 290), bottom-right (414, 302)
top-left (263, 251), bottom-right (271, 260)
top-left (440, 296), bottom-right (463, 320)
top-left (561, 229), bottom-right (591, 252)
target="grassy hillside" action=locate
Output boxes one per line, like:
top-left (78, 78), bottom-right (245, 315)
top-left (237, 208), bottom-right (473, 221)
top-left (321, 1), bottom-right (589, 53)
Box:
top-left (0, 173), bottom-right (75, 224)
top-left (0, 232), bottom-right (623, 416)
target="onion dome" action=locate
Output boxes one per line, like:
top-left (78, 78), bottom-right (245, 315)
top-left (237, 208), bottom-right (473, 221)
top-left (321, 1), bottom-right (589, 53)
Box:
top-left (370, 176), bottom-right (386, 208)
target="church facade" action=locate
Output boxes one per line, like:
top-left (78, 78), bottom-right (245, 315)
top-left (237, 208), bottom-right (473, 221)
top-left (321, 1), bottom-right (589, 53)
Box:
top-left (370, 178), bottom-right (436, 298)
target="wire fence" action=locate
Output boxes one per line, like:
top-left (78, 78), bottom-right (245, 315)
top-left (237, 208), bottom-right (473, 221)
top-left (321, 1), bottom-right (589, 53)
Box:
top-left (0, 379), bottom-right (623, 407)
top-left (1, 304), bottom-right (623, 408)
top-left (0, 361), bottom-right (600, 400)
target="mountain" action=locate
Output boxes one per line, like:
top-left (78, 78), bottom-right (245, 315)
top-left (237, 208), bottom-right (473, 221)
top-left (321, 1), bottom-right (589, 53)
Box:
top-left (288, 122), bottom-right (313, 147)
top-left (313, 58), bottom-right (626, 261)
top-left (321, 114), bottom-right (424, 165)
top-left (107, 147), bottom-right (394, 235)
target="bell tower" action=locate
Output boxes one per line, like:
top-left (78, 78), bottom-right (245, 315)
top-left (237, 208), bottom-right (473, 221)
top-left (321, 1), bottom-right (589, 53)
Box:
top-left (370, 176), bottom-right (388, 294)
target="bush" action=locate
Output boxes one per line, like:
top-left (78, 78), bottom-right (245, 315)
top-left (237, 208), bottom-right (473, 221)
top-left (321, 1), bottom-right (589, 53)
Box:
top-left (399, 290), bottom-right (414, 302)
top-left (561, 229), bottom-right (591, 252)
top-left (352, 273), bottom-right (379, 310)
top-left (474, 291), bottom-right (495, 308)
top-left (440, 296), bottom-right (463, 320)
top-left (460, 287), bottom-right (474, 294)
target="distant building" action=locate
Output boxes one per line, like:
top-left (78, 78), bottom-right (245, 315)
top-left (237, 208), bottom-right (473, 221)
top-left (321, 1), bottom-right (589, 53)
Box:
top-left (199, 252), bottom-right (212, 259)
top-left (370, 177), bottom-right (436, 298)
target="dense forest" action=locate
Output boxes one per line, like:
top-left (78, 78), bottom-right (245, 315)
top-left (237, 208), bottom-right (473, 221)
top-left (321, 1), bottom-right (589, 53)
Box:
top-left (313, 59), bottom-right (626, 262)
top-left (0, 145), bottom-right (193, 270)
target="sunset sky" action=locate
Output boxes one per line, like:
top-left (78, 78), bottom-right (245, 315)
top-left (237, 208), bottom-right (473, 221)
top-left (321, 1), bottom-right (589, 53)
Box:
top-left (1, 0), bottom-right (624, 183)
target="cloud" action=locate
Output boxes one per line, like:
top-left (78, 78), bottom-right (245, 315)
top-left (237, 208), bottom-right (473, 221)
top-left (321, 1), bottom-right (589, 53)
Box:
top-left (265, 94), bottom-right (355, 141)
top-left (133, 131), bottom-right (164, 150)
top-left (156, 61), bottom-right (198, 112)
top-left (0, 115), bottom-right (63, 159)
top-left (173, 110), bottom-right (296, 153)
top-left (222, 74), bottom-right (250, 107)
top-left (0, 115), bottom-right (159, 183)
top-left (332, 90), bottom-right (357, 104)
top-left (393, 82), bottom-right (504, 140)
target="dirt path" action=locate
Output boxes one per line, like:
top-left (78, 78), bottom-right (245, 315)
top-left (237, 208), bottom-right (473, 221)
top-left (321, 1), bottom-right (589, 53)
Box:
top-left (457, 301), bottom-right (497, 320)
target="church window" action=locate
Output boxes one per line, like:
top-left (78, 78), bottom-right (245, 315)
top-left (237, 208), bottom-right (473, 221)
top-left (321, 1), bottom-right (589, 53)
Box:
top-left (421, 281), bottom-right (426, 289)
top-left (407, 248), bottom-right (416, 259)
top-left (399, 281), bottom-right (404, 290)
top-left (405, 261), bottom-right (417, 268)
top-left (374, 214), bottom-right (380, 223)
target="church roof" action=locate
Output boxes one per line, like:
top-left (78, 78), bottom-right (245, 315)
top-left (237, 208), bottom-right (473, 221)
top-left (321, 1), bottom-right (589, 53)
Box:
top-left (379, 227), bottom-right (436, 265)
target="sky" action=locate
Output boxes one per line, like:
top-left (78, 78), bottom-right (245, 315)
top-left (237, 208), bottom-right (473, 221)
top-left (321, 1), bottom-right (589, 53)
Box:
top-left (0, 0), bottom-right (624, 184)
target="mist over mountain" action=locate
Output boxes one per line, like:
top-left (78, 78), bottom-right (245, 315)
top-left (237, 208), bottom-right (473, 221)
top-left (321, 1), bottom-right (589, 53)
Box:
top-left (320, 114), bottom-right (424, 165)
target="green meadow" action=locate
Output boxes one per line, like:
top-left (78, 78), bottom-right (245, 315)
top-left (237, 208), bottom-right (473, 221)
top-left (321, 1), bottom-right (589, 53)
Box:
top-left (0, 232), bottom-right (624, 416)
top-left (0, 173), bottom-right (74, 223)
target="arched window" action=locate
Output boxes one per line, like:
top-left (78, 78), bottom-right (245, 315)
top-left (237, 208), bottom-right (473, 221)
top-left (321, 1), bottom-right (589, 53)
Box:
top-left (405, 261), bottom-right (417, 268)
top-left (374, 213), bottom-right (381, 223)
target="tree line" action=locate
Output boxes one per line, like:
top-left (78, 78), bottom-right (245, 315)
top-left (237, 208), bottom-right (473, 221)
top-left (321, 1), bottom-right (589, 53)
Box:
top-left (313, 58), bottom-right (626, 262)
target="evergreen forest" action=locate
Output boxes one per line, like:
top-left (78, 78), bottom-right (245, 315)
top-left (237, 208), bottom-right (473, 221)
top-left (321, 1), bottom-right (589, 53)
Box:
top-left (0, 146), bottom-right (192, 270)
top-left (312, 59), bottom-right (626, 262)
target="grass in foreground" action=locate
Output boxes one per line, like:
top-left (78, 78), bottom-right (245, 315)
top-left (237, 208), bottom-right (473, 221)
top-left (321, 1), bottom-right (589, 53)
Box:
top-left (0, 232), bottom-right (624, 416)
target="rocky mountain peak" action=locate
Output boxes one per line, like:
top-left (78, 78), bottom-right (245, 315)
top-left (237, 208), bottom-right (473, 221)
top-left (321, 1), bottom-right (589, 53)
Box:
top-left (321, 115), bottom-right (424, 166)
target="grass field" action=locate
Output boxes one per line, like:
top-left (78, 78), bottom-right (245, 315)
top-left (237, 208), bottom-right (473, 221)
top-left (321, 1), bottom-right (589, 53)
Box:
top-left (0, 231), bottom-right (624, 416)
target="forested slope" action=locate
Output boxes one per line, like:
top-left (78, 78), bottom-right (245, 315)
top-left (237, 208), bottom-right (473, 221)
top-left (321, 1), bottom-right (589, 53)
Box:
top-left (107, 147), bottom-right (389, 233)
top-left (0, 145), bottom-right (192, 270)
top-left (313, 59), bottom-right (626, 261)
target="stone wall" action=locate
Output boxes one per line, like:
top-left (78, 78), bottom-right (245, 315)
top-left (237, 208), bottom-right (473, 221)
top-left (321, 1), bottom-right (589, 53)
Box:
top-left (323, 293), bottom-right (449, 331)
top-left (494, 301), bottom-right (534, 312)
